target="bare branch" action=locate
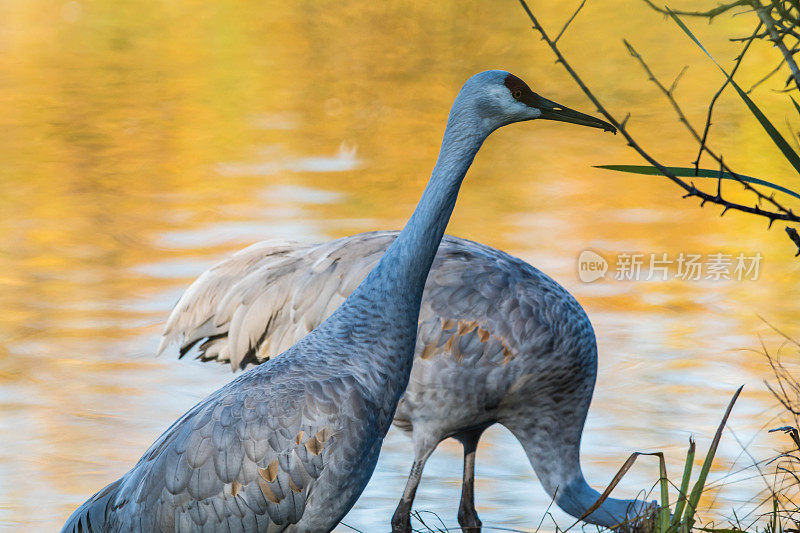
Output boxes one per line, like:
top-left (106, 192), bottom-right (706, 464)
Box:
top-left (747, 56), bottom-right (786, 93)
top-left (642, 0), bottom-right (753, 19)
top-left (668, 65), bottom-right (689, 94)
top-left (554, 0), bottom-right (588, 43)
top-left (645, 0), bottom-right (800, 93)
top-left (697, 22), bottom-right (763, 170)
top-left (516, 0), bottom-right (800, 254)
top-left (756, 1), bottom-right (800, 90)
top-left (786, 225), bottom-right (800, 255)
top-left (623, 38), bottom-right (794, 216)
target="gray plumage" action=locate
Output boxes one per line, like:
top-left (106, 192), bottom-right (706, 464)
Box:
top-left (160, 231), bottom-right (652, 531)
top-left (62, 70), bottom-right (618, 533)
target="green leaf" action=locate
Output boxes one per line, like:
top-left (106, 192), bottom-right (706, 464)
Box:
top-left (667, 9), bottom-right (800, 176)
top-left (595, 165), bottom-right (800, 200)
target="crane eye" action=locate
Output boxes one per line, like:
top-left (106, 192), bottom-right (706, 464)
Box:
top-left (512, 89), bottom-right (522, 99)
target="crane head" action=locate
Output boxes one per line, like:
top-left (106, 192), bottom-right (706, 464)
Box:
top-left (458, 70), bottom-right (616, 134)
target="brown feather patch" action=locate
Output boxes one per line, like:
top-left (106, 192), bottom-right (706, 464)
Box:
top-left (316, 427), bottom-right (331, 443)
top-left (305, 436), bottom-right (323, 456)
top-left (420, 343), bottom-right (436, 359)
top-left (503, 345), bottom-right (514, 364)
top-left (259, 459), bottom-right (279, 483)
top-left (457, 321), bottom-right (478, 335)
top-left (305, 427), bottom-right (332, 455)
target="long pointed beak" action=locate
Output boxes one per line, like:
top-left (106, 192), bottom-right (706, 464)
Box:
top-left (536, 95), bottom-right (616, 134)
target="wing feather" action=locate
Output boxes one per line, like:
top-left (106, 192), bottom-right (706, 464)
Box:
top-left (158, 241), bottom-right (301, 355)
top-left (159, 232), bottom-right (397, 369)
top-left (160, 230), bottom-right (591, 374)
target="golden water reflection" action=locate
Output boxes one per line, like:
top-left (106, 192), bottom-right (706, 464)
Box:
top-left (1, 1), bottom-right (799, 530)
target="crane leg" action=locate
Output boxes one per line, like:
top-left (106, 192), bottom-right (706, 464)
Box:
top-left (456, 428), bottom-right (484, 532)
top-left (391, 438), bottom-right (437, 533)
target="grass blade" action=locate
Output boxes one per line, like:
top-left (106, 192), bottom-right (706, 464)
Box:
top-left (657, 452), bottom-right (670, 532)
top-left (595, 164), bottom-right (800, 200)
top-left (571, 452), bottom-right (661, 530)
top-left (682, 386), bottom-right (744, 527)
top-left (667, 10), bottom-right (800, 176)
top-left (773, 496), bottom-right (779, 533)
top-left (670, 437), bottom-right (696, 530)
top-left (571, 452), bottom-right (640, 528)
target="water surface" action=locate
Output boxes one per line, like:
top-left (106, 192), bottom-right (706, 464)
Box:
top-left (1, 1), bottom-right (799, 530)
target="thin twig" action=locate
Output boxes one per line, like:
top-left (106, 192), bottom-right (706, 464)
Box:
top-left (554, 0), bottom-right (587, 43)
top-left (697, 21), bottom-right (763, 170)
top-left (786, 226), bottom-right (800, 254)
top-left (642, 0), bottom-right (753, 19)
top-left (623, 39), bottom-right (794, 217)
top-left (646, 0), bottom-right (800, 92)
top-left (756, 1), bottom-right (800, 90)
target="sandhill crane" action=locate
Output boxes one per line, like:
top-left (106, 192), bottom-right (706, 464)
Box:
top-left (161, 231), bottom-right (651, 532)
top-left (63, 70), bottom-right (616, 532)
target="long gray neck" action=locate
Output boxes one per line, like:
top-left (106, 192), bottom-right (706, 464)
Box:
top-left (509, 424), bottom-right (648, 528)
top-left (338, 106), bottom-right (487, 324)
top-left (366, 125), bottom-right (484, 302)
top-left (317, 100), bottom-right (489, 409)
